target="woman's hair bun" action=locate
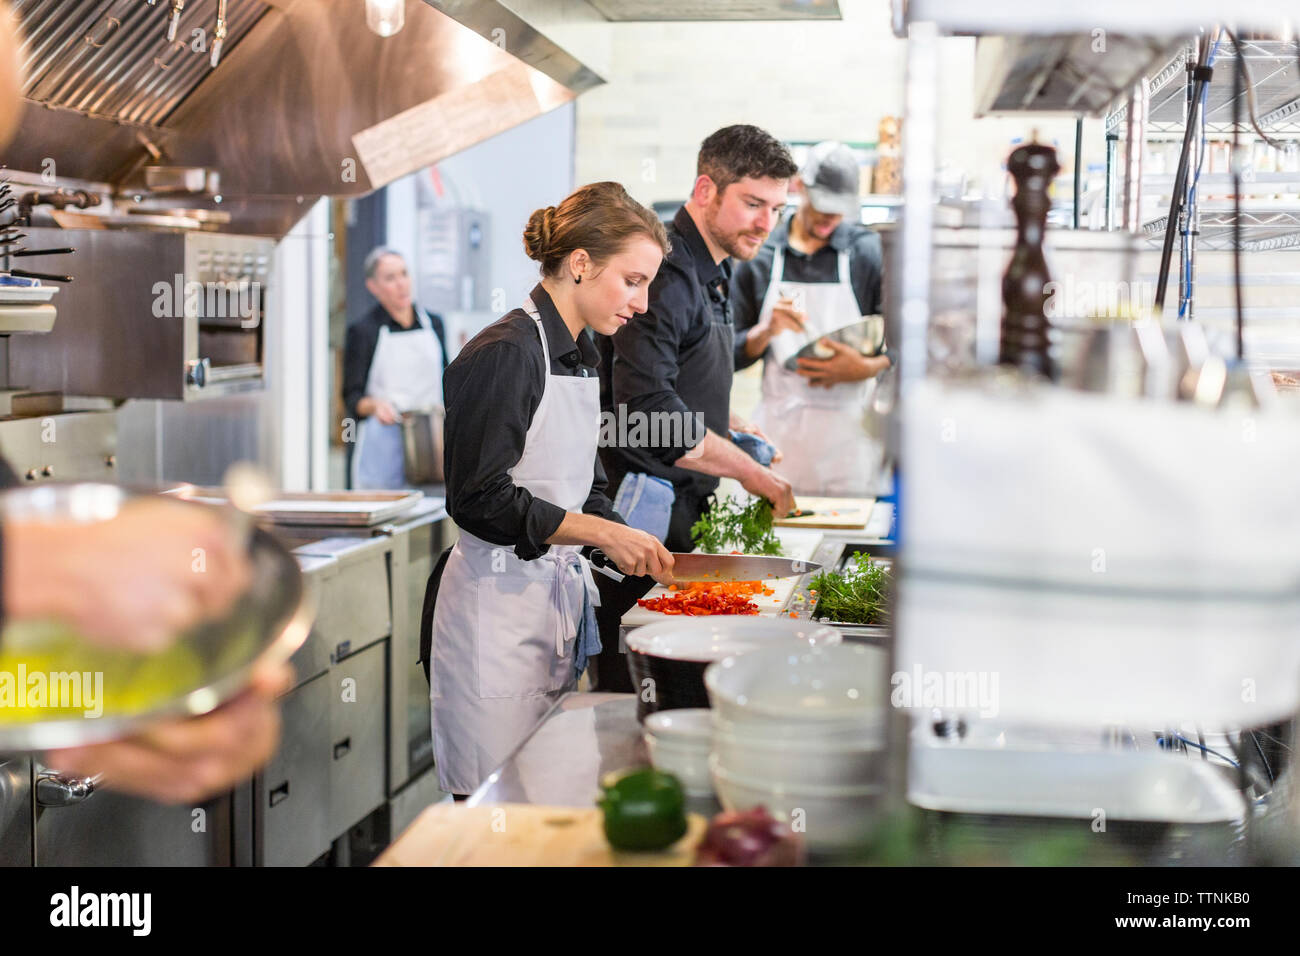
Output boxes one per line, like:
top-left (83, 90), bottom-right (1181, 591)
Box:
top-left (523, 205), bottom-right (557, 262)
top-left (521, 184), bottom-right (670, 279)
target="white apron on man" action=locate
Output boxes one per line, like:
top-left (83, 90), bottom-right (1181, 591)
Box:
top-left (351, 307), bottom-right (444, 490)
top-left (750, 245), bottom-right (884, 495)
top-left (429, 298), bottom-right (601, 795)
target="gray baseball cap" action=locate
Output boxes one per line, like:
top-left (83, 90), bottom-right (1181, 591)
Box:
top-left (800, 141), bottom-right (861, 219)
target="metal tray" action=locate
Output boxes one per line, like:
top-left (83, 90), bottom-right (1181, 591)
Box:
top-left (0, 485), bottom-right (312, 751)
top-left (796, 539), bottom-right (893, 637)
top-left (188, 488), bottom-right (423, 527)
top-left (909, 725), bottom-right (1246, 824)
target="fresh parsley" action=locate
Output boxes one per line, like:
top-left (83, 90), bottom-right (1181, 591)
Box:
top-left (810, 551), bottom-right (891, 625)
top-left (690, 495), bottom-right (783, 556)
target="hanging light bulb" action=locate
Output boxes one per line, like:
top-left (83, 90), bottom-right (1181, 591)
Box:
top-left (365, 0), bottom-right (405, 38)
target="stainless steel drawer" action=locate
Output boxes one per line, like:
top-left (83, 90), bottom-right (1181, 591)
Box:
top-left (256, 672), bottom-right (331, 866)
top-left (290, 554), bottom-right (338, 688)
top-left (295, 537), bottom-right (392, 661)
top-left (329, 640), bottom-right (388, 836)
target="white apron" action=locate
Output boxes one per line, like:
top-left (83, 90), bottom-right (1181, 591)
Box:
top-left (429, 297), bottom-right (601, 795)
top-left (351, 307), bottom-right (444, 490)
top-left (750, 245), bottom-right (884, 495)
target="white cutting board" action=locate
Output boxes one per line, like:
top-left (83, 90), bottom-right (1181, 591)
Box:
top-left (621, 529), bottom-right (823, 627)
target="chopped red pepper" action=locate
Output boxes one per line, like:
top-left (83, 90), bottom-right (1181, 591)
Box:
top-left (637, 580), bottom-right (774, 616)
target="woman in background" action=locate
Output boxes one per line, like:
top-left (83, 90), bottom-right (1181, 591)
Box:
top-left (343, 247), bottom-right (449, 489)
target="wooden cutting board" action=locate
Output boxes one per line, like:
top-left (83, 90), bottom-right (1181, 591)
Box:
top-left (374, 803), bottom-right (709, 867)
top-left (773, 496), bottom-right (875, 530)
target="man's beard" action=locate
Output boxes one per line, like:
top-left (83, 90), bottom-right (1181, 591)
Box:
top-left (704, 201), bottom-right (767, 261)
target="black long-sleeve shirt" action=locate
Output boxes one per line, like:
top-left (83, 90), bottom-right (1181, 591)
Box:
top-left (443, 284), bottom-right (624, 561)
top-left (731, 215), bottom-right (884, 371)
top-left (596, 205), bottom-right (733, 498)
top-left (342, 302), bottom-right (449, 422)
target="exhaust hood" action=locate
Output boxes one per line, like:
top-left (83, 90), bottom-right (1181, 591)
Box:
top-left (582, 0), bottom-right (840, 20)
top-left (5, 0), bottom-right (605, 237)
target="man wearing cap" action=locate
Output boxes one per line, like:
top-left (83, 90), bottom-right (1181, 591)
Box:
top-left (731, 140), bottom-right (891, 495)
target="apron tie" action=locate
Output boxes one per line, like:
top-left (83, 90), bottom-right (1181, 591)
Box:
top-left (540, 549), bottom-right (601, 657)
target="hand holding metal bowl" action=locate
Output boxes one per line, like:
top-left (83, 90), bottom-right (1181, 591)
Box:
top-left (783, 315), bottom-right (887, 372)
top-left (0, 483), bottom-right (312, 754)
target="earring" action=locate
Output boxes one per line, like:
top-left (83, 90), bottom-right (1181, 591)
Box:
top-left (575, 275), bottom-right (582, 284)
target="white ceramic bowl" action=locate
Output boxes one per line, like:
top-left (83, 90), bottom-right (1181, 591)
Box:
top-left (712, 711), bottom-right (885, 744)
top-left (710, 756), bottom-right (886, 852)
top-left (644, 733), bottom-right (713, 797)
top-left (627, 617), bottom-right (843, 722)
top-left (712, 729), bottom-right (887, 788)
top-left (626, 617), bottom-right (842, 663)
top-left (644, 708), bottom-right (712, 743)
top-left (704, 643), bottom-right (888, 727)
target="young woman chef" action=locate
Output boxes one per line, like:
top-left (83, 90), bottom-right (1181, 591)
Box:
top-left (429, 182), bottom-right (676, 797)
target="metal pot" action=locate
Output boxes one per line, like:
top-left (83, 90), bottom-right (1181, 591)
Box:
top-left (401, 407), bottom-right (445, 484)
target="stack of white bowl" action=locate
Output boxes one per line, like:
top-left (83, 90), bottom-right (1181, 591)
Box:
top-left (704, 643), bottom-right (890, 852)
top-left (642, 708), bottom-right (713, 797)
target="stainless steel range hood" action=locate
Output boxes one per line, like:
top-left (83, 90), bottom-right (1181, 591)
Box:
top-left (5, 0), bottom-right (604, 237)
top-left (582, 0), bottom-right (840, 20)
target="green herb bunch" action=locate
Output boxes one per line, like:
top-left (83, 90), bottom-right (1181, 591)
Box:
top-left (810, 551), bottom-right (891, 625)
top-left (690, 495), bottom-right (783, 556)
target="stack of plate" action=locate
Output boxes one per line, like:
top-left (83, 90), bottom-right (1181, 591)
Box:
top-left (705, 643), bottom-right (890, 851)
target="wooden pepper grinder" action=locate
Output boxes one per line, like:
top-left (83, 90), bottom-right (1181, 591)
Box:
top-left (1000, 139), bottom-right (1060, 379)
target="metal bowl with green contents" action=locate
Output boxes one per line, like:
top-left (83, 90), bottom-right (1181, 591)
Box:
top-left (0, 483), bottom-right (312, 751)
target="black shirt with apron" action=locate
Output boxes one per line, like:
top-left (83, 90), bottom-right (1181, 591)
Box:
top-left (596, 205), bottom-right (735, 552)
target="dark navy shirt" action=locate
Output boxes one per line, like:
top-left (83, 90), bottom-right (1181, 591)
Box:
top-left (342, 301), bottom-right (448, 422)
top-left (596, 205), bottom-right (734, 498)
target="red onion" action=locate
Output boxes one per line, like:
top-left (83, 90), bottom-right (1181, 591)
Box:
top-left (693, 806), bottom-right (803, 867)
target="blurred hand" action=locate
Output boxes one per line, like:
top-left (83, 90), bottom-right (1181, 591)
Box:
top-left (741, 468), bottom-right (795, 519)
top-left (372, 399), bottom-right (400, 426)
top-left (600, 522), bottom-right (675, 585)
top-left (44, 661), bottom-right (293, 805)
top-left (796, 340), bottom-right (890, 388)
top-left (5, 497), bottom-right (253, 653)
top-left (767, 304), bottom-right (808, 338)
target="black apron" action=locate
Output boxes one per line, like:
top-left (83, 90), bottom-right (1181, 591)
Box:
top-left (418, 546), bottom-right (454, 684)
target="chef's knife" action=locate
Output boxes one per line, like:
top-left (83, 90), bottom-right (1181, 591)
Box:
top-left (588, 549), bottom-right (820, 583)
